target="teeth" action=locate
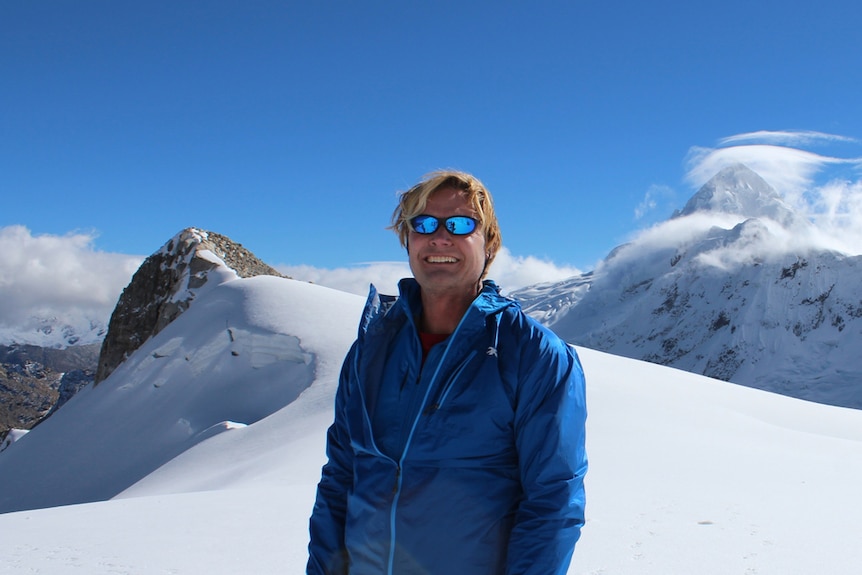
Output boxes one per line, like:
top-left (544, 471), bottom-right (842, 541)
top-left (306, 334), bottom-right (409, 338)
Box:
top-left (426, 256), bottom-right (457, 263)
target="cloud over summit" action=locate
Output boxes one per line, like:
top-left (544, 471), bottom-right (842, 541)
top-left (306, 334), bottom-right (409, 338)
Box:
top-left (683, 131), bottom-right (862, 256)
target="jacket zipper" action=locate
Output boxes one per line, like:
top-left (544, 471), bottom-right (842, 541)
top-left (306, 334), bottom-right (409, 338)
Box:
top-left (392, 464), bottom-right (401, 494)
top-left (386, 311), bottom-right (471, 575)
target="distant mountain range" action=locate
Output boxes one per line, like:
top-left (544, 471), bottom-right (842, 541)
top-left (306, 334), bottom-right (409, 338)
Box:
top-left (0, 314), bottom-right (107, 350)
top-left (513, 164), bottom-right (862, 408)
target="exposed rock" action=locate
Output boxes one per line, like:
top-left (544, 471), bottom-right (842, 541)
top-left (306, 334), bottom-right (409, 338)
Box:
top-left (0, 343), bottom-right (99, 439)
top-left (95, 228), bottom-right (287, 384)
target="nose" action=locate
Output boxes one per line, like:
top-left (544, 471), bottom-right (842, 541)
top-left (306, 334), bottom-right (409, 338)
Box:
top-left (428, 225), bottom-right (454, 243)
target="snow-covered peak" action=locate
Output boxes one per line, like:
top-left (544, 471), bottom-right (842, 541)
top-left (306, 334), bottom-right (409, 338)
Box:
top-left (675, 163), bottom-right (798, 225)
top-left (512, 164), bottom-right (862, 409)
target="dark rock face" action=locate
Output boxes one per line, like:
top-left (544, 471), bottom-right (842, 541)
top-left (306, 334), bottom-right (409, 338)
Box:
top-left (95, 228), bottom-right (286, 384)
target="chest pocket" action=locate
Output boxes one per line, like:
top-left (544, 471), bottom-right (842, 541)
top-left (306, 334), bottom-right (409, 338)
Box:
top-left (426, 349), bottom-right (477, 412)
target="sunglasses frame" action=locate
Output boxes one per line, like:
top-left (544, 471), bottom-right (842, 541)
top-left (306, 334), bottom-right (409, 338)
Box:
top-left (409, 214), bottom-right (478, 236)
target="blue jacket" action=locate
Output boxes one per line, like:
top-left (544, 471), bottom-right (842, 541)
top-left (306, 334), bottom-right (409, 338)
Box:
top-left (308, 279), bottom-right (587, 575)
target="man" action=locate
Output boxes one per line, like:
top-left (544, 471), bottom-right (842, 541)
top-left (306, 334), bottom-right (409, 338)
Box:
top-left (308, 170), bottom-right (587, 574)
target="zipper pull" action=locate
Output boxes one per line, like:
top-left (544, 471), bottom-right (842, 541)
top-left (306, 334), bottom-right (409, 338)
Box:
top-left (392, 465), bottom-right (401, 494)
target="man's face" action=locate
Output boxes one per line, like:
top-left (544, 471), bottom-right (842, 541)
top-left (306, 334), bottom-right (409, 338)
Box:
top-left (408, 186), bottom-right (487, 298)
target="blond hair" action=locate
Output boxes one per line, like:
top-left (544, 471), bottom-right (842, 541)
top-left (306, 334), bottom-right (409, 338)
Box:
top-left (390, 170), bottom-right (502, 278)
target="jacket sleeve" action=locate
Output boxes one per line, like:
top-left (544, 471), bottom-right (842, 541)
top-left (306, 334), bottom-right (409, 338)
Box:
top-left (507, 325), bottom-right (588, 575)
top-left (307, 343), bottom-right (357, 575)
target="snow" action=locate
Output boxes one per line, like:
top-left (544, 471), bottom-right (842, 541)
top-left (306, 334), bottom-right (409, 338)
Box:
top-left (2, 274), bottom-right (862, 574)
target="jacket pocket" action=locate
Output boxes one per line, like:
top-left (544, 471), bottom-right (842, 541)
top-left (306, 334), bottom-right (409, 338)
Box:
top-left (427, 350), bottom-right (478, 412)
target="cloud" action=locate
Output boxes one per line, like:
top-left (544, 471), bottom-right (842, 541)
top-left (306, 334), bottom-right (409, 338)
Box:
top-left (276, 261), bottom-right (411, 297)
top-left (635, 184), bottom-right (677, 220)
top-left (805, 178), bottom-right (862, 254)
top-left (488, 247), bottom-right (582, 292)
top-left (604, 212), bottom-right (746, 271)
top-left (718, 130), bottom-right (858, 147)
top-left (277, 247), bottom-right (582, 297)
top-left (685, 144), bottom-right (846, 195)
top-left (0, 226), bottom-right (142, 333)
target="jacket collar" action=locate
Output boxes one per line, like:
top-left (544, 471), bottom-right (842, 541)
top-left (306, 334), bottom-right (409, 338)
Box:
top-left (358, 278), bottom-right (516, 340)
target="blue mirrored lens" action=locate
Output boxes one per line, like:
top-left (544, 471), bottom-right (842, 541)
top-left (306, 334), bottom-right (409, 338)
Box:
top-left (410, 215), bottom-right (477, 235)
top-left (411, 215), bottom-right (439, 234)
top-left (445, 216), bottom-right (477, 234)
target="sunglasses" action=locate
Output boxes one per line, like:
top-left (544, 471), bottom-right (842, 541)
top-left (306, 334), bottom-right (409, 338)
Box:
top-left (409, 214), bottom-right (478, 235)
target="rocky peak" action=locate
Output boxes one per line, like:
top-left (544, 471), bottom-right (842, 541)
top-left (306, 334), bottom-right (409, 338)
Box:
top-left (95, 228), bottom-right (286, 384)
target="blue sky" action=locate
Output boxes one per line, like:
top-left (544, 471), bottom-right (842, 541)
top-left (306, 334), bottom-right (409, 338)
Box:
top-left (3, 1), bottom-right (862, 302)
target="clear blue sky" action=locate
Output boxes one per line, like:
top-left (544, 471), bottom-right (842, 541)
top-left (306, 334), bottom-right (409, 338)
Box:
top-left (3, 0), bottom-right (862, 273)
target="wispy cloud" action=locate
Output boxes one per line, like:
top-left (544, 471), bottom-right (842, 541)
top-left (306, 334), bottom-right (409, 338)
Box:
top-left (684, 143), bottom-right (850, 195)
top-left (718, 130), bottom-right (858, 147)
top-left (687, 130), bottom-right (862, 193)
top-left (635, 184), bottom-right (677, 220)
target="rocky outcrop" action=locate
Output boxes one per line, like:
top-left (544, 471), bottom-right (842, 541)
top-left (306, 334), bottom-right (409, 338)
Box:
top-left (95, 228), bottom-right (287, 384)
top-left (0, 343), bottom-right (99, 440)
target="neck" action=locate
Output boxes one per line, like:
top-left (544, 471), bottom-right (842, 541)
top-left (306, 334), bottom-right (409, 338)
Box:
top-left (418, 284), bottom-right (481, 334)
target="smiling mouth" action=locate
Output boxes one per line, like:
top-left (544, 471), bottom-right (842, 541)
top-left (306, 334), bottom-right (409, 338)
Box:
top-left (425, 256), bottom-right (458, 263)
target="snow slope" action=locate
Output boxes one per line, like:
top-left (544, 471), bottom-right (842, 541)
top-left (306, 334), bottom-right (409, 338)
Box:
top-left (1, 274), bottom-right (862, 574)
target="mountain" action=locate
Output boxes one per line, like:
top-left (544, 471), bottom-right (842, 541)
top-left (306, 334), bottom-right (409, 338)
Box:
top-left (514, 164), bottom-right (862, 409)
top-left (96, 227), bottom-right (287, 384)
top-left (0, 227), bottom-right (287, 444)
top-left (2, 253), bottom-right (862, 574)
